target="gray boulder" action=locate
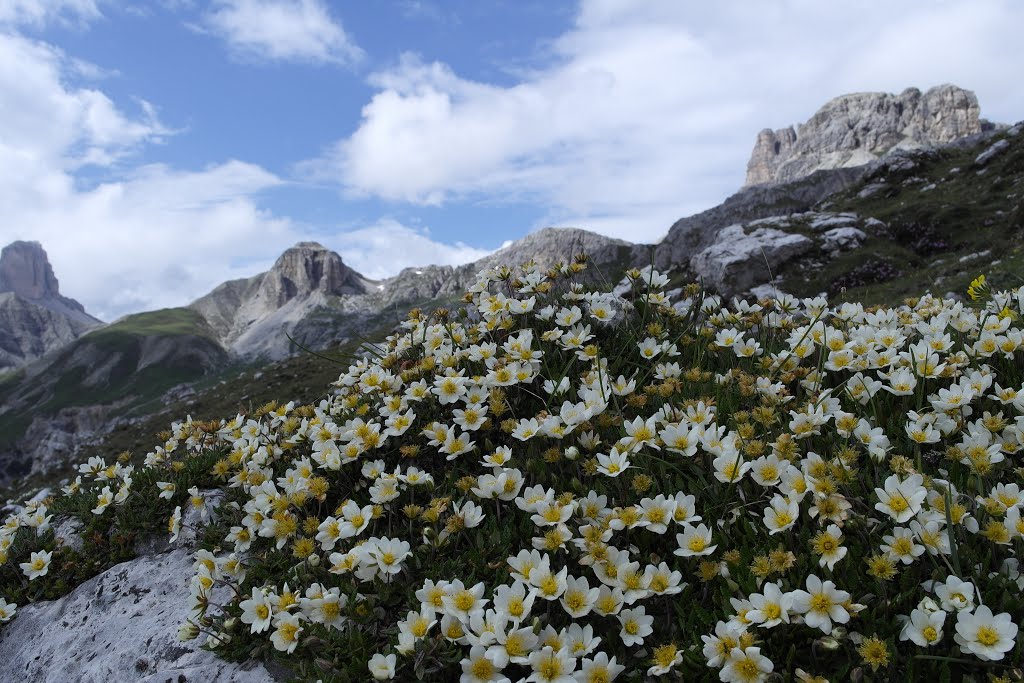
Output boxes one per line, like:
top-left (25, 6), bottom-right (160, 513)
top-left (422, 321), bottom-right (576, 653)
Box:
top-left (0, 548), bottom-right (285, 682)
top-left (975, 139), bottom-right (1009, 166)
top-left (821, 227), bottom-right (868, 255)
top-left (690, 225), bottom-right (813, 296)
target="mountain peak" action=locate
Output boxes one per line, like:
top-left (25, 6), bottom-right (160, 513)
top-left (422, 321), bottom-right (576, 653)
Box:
top-left (744, 84), bottom-right (987, 187)
top-left (287, 241), bottom-right (328, 251)
top-left (0, 240), bottom-right (62, 301)
top-left (264, 242), bottom-right (367, 306)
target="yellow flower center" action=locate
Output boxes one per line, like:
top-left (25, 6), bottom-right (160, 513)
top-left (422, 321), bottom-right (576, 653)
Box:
top-left (922, 626), bottom-right (938, 642)
top-left (653, 644), bottom-right (678, 667)
top-left (454, 591), bottom-right (475, 612)
top-left (505, 634), bottom-right (525, 657)
top-left (976, 625), bottom-right (1000, 647)
top-left (471, 657), bottom-right (495, 678)
top-left (810, 594), bottom-right (832, 612)
top-left (887, 496), bottom-right (908, 513)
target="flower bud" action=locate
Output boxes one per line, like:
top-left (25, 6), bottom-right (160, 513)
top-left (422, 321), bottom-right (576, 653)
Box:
top-left (177, 621), bottom-right (200, 641)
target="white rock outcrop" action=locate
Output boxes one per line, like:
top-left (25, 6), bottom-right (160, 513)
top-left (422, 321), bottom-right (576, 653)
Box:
top-left (690, 225), bottom-right (813, 296)
top-left (821, 227), bottom-right (868, 255)
top-left (744, 85), bottom-right (985, 187)
top-left (0, 549), bottom-right (284, 683)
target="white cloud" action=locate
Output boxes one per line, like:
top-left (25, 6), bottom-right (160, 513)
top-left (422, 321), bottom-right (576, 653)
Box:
top-left (15, 161), bottom-right (298, 321)
top-left (202, 0), bottom-right (362, 66)
top-left (0, 0), bottom-right (100, 27)
top-left (311, 0), bottom-right (1024, 244)
top-left (0, 30), bottom-right (300, 321)
top-left (323, 219), bottom-right (492, 280)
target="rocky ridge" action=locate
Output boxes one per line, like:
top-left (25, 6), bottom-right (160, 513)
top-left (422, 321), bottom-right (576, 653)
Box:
top-left (188, 229), bottom-right (646, 360)
top-left (0, 242), bottom-right (101, 371)
top-left (744, 84), bottom-right (990, 187)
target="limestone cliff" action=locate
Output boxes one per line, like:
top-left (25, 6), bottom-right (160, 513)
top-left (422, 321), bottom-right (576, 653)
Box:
top-left (189, 242), bottom-right (376, 358)
top-left (744, 84), bottom-right (988, 187)
top-left (0, 241), bottom-right (101, 370)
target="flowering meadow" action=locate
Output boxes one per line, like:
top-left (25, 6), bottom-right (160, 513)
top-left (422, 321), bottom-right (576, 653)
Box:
top-left (2, 258), bottom-right (1024, 682)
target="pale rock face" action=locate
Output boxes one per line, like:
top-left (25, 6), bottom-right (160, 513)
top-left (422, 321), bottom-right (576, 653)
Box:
top-left (0, 241), bottom-right (101, 370)
top-left (821, 227), bottom-right (868, 255)
top-left (744, 85), bottom-right (983, 187)
top-left (0, 548), bottom-right (285, 683)
top-left (189, 242), bottom-right (378, 358)
top-left (689, 224), bottom-right (813, 296)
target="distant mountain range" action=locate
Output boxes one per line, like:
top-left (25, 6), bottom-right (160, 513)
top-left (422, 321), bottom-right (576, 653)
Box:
top-left (2, 83), bottom-right (1021, 488)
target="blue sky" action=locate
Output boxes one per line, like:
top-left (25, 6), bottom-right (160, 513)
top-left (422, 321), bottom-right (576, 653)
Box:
top-left (2, 0), bottom-right (1023, 321)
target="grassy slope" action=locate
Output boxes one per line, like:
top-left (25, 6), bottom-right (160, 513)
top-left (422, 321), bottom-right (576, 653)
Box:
top-left (777, 128), bottom-right (1024, 304)
top-left (0, 308), bottom-right (230, 486)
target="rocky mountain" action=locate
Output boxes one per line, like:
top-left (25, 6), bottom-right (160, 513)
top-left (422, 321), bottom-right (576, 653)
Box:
top-left (744, 84), bottom-right (992, 187)
top-left (189, 241), bottom-right (377, 359)
top-left (0, 241), bottom-right (101, 371)
top-left (187, 229), bottom-right (645, 361)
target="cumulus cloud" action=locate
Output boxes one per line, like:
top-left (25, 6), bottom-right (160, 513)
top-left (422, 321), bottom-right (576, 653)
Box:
top-left (0, 30), bottom-right (299, 321)
top-left (309, 0), bottom-right (1024, 243)
top-left (201, 0), bottom-right (362, 66)
top-left (0, 0), bottom-right (100, 27)
top-left (323, 219), bottom-right (492, 281)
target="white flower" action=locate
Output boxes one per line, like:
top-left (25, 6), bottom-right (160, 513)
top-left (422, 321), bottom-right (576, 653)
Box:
top-left (366, 536), bottom-right (411, 576)
top-left (812, 524), bottom-right (847, 571)
top-left (720, 646), bottom-right (774, 683)
top-left (617, 606), bottom-right (653, 646)
top-left (596, 447), bottom-right (631, 477)
top-left (746, 582), bottom-right (794, 628)
top-left (19, 549), bottom-right (52, 580)
top-left (526, 646), bottom-right (576, 683)
top-left (954, 605), bottom-right (1018, 661)
top-left (269, 612), bottom-right (303, 653)
top-left (874, 473), bottom-right (927, 523)
top-left (674, 523), bottom-right (716, 557)
top-left (461, 644), bottom-right (507, 683)
top-left (575, 651), bottom-right (624, 683)
top-left (0, 597), bottom-right (16, 622)
top-left (368, 652), bottom-right (397, 680)
top-left (789, 574), bottom-right (851, 633)
top-left (701, 620), bottom-right (746, 668)
top-left (239, 587), bottom-right (274, 633)
top-left (900, 608), bottom-right (945, 647)
top-left (934, 576), bottom-right (976, 612)
top-left (762, 494), bottom-right (799, 535)
top-left (560, 574), bottom-right (599, 618)
top-left (880, 526), bottom-right (925, 565)
top-left (443, 579), bottom-right (488, 620)
top-left (92, 486), bottom-right (114, 515)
